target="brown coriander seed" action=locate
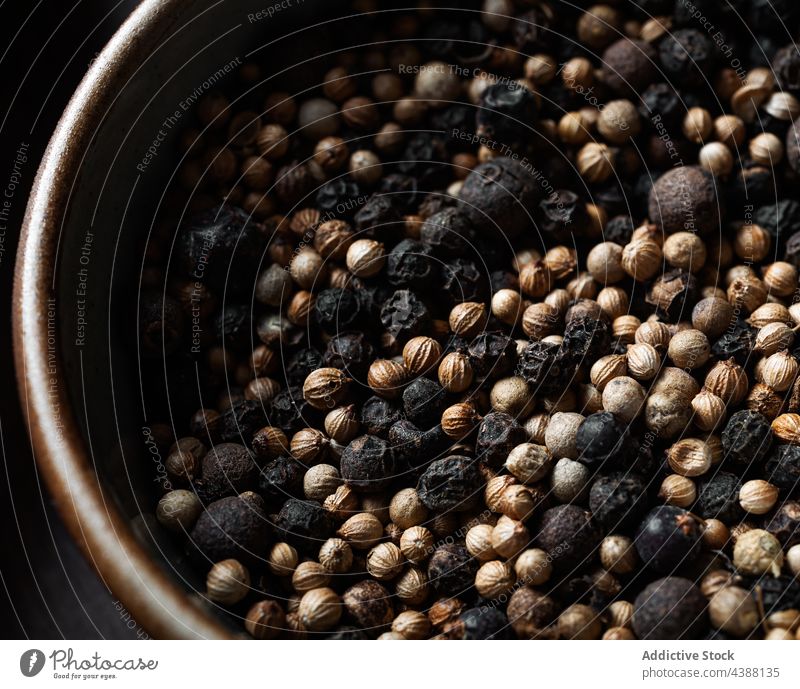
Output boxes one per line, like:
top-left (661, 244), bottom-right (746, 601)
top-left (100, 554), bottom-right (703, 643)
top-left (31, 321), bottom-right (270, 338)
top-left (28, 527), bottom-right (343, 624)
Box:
top-left (395, 567), bottom-right (429, 605)
top-left (558, 604), bottom-right (602, 640)
top-left (658, 474), bottom-right (697, 508)
top-left (349, 149), bottom-right (382, 186)
top-left (521, 302), bottom-right (560, 340)
top-left (298, 588), bottom-right (341, 631)
top-left (441, 402), bottom-right (479, 439)
top-left (252, 425), bottom-right (288, 460)
top-left (449, 301), bottom-right (488, 338)
top-left (635, 320), bottom-right (671, 351)
top-left (577, 142), bottom-right (614, 182)
top-left (402, 336), bottom-right (441, 377)
top-left (392, 610), bottom-right (431, 640)
top-left (667, 329), bottom-right (710, 369)
top-left (733, 529), bottom-right (784, 577)
top-left (366, 542), bottom-right (404, 580)
top-left (303, 464), bottom-right (341, 502)
top-left (505, 443), bottom-right (552, 484)
top-left (562, 57), bottom-right (594, 89)
top-left (290, 427), bottom-right (329, 464)
top-left (589, 354), bottom-right (627, 391)
top-left (491, 515), bottom-right (530, 559)
top-left (713, 114), bottom-right (745, 147)
top-left (256, 123), bottom-right (289, 159)
top-left (599, 535), bottom-right (637, 575)
top-left (613, 315), bottom-right (640, 344)
top-left (206, 559), bottom-right (250, 605)
top-left (336, 513), bottom-right (384, 549)
top-left (596, 286), bottom-right (629, 319)
top-left (663, 232), bottom-right (707, 273)
top-left (292, 561), bottom-right (331, 593)
top-left (760, 350), bottom-right (798, 391)
top-left (324, 405), bottom-right (360, 444)
top-left (705, 359), bottom-right (748, 404)
top-left (519, 260), bottom-right (552, 298)
top-left (267, 542), bottom-right (299, 576)
top-left (626, 342), bottom-right (661, 381)
top-left (318, 538), bottom-right (353, 574)
top-left (438, 352), bottom-right (473, 393)
top-left (302, 368), bottom-right (350, 410)
top-left (666, 438), bottom-right (712, 477)
top-left (709, 586), bottom-right (759, 637)
top-left (603, 627), bottom-right (635, 640)
top-left (245, 600), bottom-right (285, 640)
top-left (608, 601), bottom-right (634, 629)
top-left (698, 141), bottom-right (734, 176)
top-left (682, 107), bottom-right (712, 144)
top-left (525, 53), bottom-right (557, 84)
top-left (514, 548), bottom-right (552, 586)
top-left (367, 359), bottom-right (407, 399)
top-left (577, 5), bottom-right (622, 48)
top-left (739, 479), bottom-right (779, 515)
top-left (621, 238), bottom-right (662, 281)
top-left (755, 322), bottom-right (795, 356)
top-left (313, 219), bottom-right (353, 260)
top-left (733, 223), bottom-right (771, 262)
top-left (389, 488), bottom-right (428, 529)
top-left (746, 383), bottom-right (784, 420)
top-left (763, 261), bottom-right (798, 297)
top-left (313, 136), bottom-right (349, 172)
top-left (702, 519), bottom-right (730, 549)
top-left (558, 111), bottom-right (590, 145)
top-left (400, 525), bottom-right (434, 563)
top-left (691, 390), bottom-right (726, 431)
top-left (586, 241), bottom-right (625, 283)
top-left (346, 238), bottom-right (385, 277)
top-left (498, 484), bottom-right (539, 521)
top-left (772, 413), bottom-right (800, 443)
top-left (787, 545), bottom-right (800, 577)
top-left (750, 132), bottom-right (784, 166)
top-left (475, 560), bottom-right (516, 600)
top-left (156, 490), bottom-right (202, 532)
top-left (692, 297), bottom-right (734, 339)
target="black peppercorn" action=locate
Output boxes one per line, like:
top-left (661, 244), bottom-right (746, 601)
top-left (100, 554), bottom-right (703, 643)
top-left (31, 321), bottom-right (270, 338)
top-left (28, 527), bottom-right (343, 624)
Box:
top-left (258, 456), bottom-right (304, 506)
top-left (562, 315), bottom-right (612, 369)
top-left (721, 410), bottom-right (773, 467)
top-left (455, 607), bottom-right (513, 640)
top-left (316, 178), bottom-right (362, 219)
top-left (417, 455), bottom-right (483, 513)
top-left (638, 83), bottom-right (682, 128)
top-left (575, 412), bottom-right (636, 469)
top-left (386, 239), bottom-right (437, 289)
top-left (442, 259), bottom-right (488, 305)
top-left (658, 28), bottom-right (715, 88)
top-left (274, 497), bottom-right (334, 553)
top-left (517, 341), bottom-right (577, 395)
top-left (633, 577), bottom-right (708, 639)
top-left (390, 420), bottom-right (448, 469)
top-left (420, 208), bottom-right (471, 257)
top-left (139, 292), bottom-right (184, 357)
top-left (635, 506), bottom-right (704, 573)
top-left (468, 331), bottom-right (517, 380)
top-left (342, 580), bottom-right (393, 632)
top-left (749, 575), bottom-right (800, 614)
top-left (314, 288), bottom-right (361, 333)
top-left (197, 443), bottom-right (258, 502)
top-left (360, 396), bottom-right (403, 438)
top-left (402, 377), bottom-right (447, 429)
top-left (534, 505), bottom-right (602, 573)
top-left (340, 434), bottom-right (399, 493)
top-left (648, 166), bottom-right (719, 236)
top-left (267, 386), bottom-right (317, 433)
top-left (190, 495), bottom-right (270, 565)
top-left (379, 289), bottom-right (430, 342)
top-left (695, 472), bottom-right (745, 523)
top-left (601, 38), bottom-right (657, 94)
top-left (765, 445), bottom-right (800, 494)
top-left (711, 319), bottom-right (757, 366)
top-left (218, 399), bottom-right (269, 443)
top-left (765, 501), bottom-right (800, 547)
top-left (213, 303), bottom-right (252, 351)
top-left (772, 44), bottom-right (800, 94)
top-left (476, 82), bottom-right (539, 147)
top-left (755, 199), bottom-right (800, 246)
top-left (396, 133), bottom-right (449, 191)
top-left (285, 348), bottom-right (324, 386)
top-left (539, 189), bottom-right (588, 237)
top-left (177, 204), bottom-right (261, 295)
top-left (354, 193), bottom-right (404, 236)
top-left (459, 157), bottom-right (540, 238)
top-left (589, 472), bottom-right (649, 530)
top-left (323, 332), bottom-right (374, 381)
top-left (428, 543), bottom-right (478, 597)
top-left (324, 626), bottom-right (370, 640)
top-left (476, 412), bottom-right (527, 468)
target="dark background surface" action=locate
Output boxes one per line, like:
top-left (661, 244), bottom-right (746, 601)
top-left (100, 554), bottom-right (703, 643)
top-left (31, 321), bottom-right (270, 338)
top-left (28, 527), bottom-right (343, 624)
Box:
top-left (0, 0), bottom-right (141, 640)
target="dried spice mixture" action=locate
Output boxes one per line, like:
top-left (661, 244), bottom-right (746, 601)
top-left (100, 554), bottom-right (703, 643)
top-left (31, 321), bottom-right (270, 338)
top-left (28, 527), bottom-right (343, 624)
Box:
top-left (140, 1), bottom-right (800, 639)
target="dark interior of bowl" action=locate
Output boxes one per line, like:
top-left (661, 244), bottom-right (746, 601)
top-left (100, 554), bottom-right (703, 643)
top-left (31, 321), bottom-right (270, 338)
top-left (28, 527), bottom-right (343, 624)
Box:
top-left (54, 0), bottom-right (355, 631)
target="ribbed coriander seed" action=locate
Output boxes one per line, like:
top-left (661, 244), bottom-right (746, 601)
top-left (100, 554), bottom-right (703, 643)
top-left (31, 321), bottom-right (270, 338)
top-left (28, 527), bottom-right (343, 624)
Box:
top-left (787, 545), bottom-right (800, 577)
top-left (324, 405), bottom-right (360, 444)
top-left (577, 142), bottom-right (614, 182)
top-left (668, 329), bottom-right (710, 369)
top-left (706, 359), bottom-right (748, 405)
top-left (337, 512), bottom-right (384, 549)
top-left (318, 537), bottom-right (353, 574)
top-left (586, 241), bottom-right (625, 284)
top-left (303, 464), bottom-right (341, 502)
top-left (667, 438), bottom-right (712, 477)
top-left (449, 302), bottom-right (488, 338)
top-left (389, 488), bottom-right (428, 529)
top-left (395, 566), bottom-right (429, 604)
top-left (733, 529), bottom-right (783, 577)
top-left (603, 627), bottom-right (635, 640)
top-left (550, 458), bottom-right (590, 502)
top-left (691, 390), bottom-right (726, 431)
top-left (709, 586), bottom-right (759, 637)
top-left (441, 402), bottom-right (479, 439)
top-left (156, 489), bottom-right (202, 532)
top-left (367, 542), bottom-right (404, 580)
top-left (491, 289), bottom-right (523, 326)
top-left (702, 519), bottom-right (730, 550)
top-left (505, 443), bottom-right (552, 484)
top-left (490, 377), bottom-right (534, 416)
top-left (298, 587), bottom-right (341, 631)
top-left (621, 238), bottom-right (662, 281)
top-left (598, 99), bottom-right (640, 144)
top-left (291, 428), bottom-right (329, 464)
top-left (772, 413), bottom-right (800, 443)
top-left (367, 359), bottom-right (407, 398)
top-left (763, 262), bottom-right (798, 297)
top-left (245, 600), bottom-right (285, 640)
top-left (558, 604), bottom-right (602, 640)
top-left (491, 515), bottom-right (530, 559)
top-left (292, 561), bottom-right (331, 593)
top-left (739, 479), bottom-right (779, 515)
top-left (761, 350), bottom-right (798, 392)
top-left (267, 542), bottom-right (299, 576)
top-left (402, 336), bottom-right (441, 376)
top-left (626, 342), bottom-right (660, 380)
top-left (658, 474), bottom-right (697, 508)
top-left (206, 559), bottom-right (250, 605)
top-left (750, 132), bottom-right (783, 166)
top-left (391, 610), bottom-right (430, 640)
top-left (514, 548), bottom-right (552, 585)
top-left (596, 286), bottom-right (629, 319)
top-left (522, 303), bottom-right (559, 340)
top-left (303, 368), bottom-right (350, 410)
top-left (733, 223), bottom-right (771, 262)
top-left (438, 351), bottom-right (473, 392)
top-left (600, 534), bottom-right (637, 575)
top-left (590, 354), bottom-right (627, 391)
top-left (346, 239), bottom-right (385, 277)
top-left (699, 142), bottom-right (734, 177)
top-left (400, 525), bottom-right (434, 563)
top-left (323, 484), bottom-right (359, 520)
top-left (682, 107), bottom-right (712, 144)
top-left (466, 523), bottom-right (497, 562)
top-left (475, 560), bottom-right (516, 599)
top-left (498, 484), bottom-right (540, 521)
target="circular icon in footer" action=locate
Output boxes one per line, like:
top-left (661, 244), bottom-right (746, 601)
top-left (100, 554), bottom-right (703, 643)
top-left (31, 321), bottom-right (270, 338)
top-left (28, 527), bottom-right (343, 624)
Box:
top-left (20, 650), bottom-right (45, 677)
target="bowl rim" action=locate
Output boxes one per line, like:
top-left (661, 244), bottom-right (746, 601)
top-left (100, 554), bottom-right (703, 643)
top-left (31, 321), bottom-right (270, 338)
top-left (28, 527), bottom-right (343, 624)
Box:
top-left (12, 0), bottom-right (233, 640)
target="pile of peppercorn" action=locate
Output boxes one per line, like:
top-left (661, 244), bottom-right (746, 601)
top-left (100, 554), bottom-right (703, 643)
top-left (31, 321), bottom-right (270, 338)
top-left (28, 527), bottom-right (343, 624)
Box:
top-left (138, 1), bottom-right (800, 640)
